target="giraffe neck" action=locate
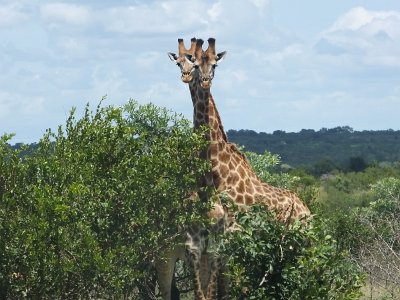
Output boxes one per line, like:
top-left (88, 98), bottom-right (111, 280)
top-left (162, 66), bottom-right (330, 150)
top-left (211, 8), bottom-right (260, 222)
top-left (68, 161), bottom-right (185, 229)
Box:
top-left (187, 71), bottom-right (310, 220)
top-left (189, 77), bottom-right (228, 145)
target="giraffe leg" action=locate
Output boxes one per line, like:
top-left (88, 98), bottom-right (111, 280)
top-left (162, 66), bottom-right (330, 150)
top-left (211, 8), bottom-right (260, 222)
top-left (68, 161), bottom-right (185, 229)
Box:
top-left (185, 225), bottom-right (211, 300)
top-left (155, 256), bottom-right (175, 300)
top-left (203, 254), bottom-right (230, 300)
top-left (155, 246), bottom-right (185, 300)
top-left (199, 253), bottom-right (211, 294)
top-left (186, 245), bottom-right (207, 300)
top-left (205, 254), bottom-right (220, 300)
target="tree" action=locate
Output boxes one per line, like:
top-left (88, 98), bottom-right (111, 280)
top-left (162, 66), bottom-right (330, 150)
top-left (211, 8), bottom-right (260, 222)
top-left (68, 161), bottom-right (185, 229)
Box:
top-left (0, 100), bottom-right (210, 298)
top-left (312, 158), bottom-right (338, 176)
top-left (348, 156), bottom-right (367, 173)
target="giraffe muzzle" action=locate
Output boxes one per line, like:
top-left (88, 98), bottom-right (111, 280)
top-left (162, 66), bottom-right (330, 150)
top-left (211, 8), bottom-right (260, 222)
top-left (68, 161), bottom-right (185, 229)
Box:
top-left (181, 73), bottom-right (193, 83)
top-left (200, 77), bottom-right (212, 89)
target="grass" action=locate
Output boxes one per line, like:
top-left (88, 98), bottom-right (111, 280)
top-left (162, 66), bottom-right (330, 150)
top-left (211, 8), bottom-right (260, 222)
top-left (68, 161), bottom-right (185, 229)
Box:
top-left (360, 280), bottom-right (400, 300)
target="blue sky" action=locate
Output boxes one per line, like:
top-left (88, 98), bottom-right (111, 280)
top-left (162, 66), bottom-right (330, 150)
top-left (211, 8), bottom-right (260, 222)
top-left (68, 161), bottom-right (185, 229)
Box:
top-left (1, 0), bottom-right (400, 143)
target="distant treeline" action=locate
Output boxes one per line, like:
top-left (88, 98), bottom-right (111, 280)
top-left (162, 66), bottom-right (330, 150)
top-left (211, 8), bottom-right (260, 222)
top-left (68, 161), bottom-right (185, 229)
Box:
top-left (11, 126), bottom-right (400, 171)
top-left (227, 126), bottom-right (400, 169)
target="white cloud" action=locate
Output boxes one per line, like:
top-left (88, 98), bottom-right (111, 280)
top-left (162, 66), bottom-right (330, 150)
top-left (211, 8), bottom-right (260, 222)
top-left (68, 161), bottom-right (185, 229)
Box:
top-left (0, 3), bottom-right (28, 27)
top-left (263, 44), bottom-right (304, 63)
top-left (208, 2), bottom-right (223, 21)
top-left (133, 52), bottom-right (162, 70)
top-left (0, 91), bottom-right (45, 119)
top-left (325, 6), bottom-right (400, 44)
top-left (58, 37), bottom-right (88, 57)
top-left (330, 7), bottom-right (377, 32)
top-left (0, 92), bottom-right (12, 118)
top-left (232, 69), bottom-right (247, 83)
top-left (102, 1), bottom-right (206, 34)
top-left (200, 0), bottom-right (270, 38)
top-left (247, 0), bottom-right (269, 11)
top-left (137, 81), bottom-right (191, 114)
top-left (315, 6), bottom-right (400, 67)
top-left (22, 96), bottom-right (46, 115)
top-left (328, 6), bottom-right (400, 38)
top-left (40, 3), bottom-right (91, 25)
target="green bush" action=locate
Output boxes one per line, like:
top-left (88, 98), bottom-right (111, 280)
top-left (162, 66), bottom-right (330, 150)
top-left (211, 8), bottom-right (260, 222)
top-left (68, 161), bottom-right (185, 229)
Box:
top-left (0, 100), bottom-right (210, 298)
top-left (244, 150), bottom-right (298, 189)
top-left (326, 177), bottom-right (400, 254)
top-left (318, 177), bottom-right (400, 297)
top-left (217, 206), bottom-right (365, 299)
top-left (368, 177), bottom-right (400, 217)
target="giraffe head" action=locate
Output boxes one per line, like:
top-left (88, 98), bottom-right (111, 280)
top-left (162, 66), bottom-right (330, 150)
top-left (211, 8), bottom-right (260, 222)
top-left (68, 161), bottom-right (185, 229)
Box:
top-left (168, 37), bottom-right (197, 83)
top-left (190, 38), bottom-right (227, 89)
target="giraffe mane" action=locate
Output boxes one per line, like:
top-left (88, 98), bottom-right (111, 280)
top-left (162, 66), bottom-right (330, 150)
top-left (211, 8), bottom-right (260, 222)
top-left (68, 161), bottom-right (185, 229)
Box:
top-left (211, 98), bottom-right (228, 142)
top-left (228, 142), bottom-right (251, 164)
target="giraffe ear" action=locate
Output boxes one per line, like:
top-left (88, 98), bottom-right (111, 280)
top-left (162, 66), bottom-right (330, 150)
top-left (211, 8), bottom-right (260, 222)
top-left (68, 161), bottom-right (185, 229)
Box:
top-left (216, 51), bottom-right (227, 62)
top-left (168, 52), bottom-right (178, 61)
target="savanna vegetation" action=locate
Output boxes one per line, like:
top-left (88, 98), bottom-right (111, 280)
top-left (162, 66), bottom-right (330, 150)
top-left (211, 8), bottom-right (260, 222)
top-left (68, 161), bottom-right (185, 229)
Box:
top-left (227, 127), bottom-right (400, 172)
top-left (232, 130), bottom-right (400, 299)
top-left (0, 101), bottom-right (211, 298)
top-left (1, 100), bottom-right (399, 299)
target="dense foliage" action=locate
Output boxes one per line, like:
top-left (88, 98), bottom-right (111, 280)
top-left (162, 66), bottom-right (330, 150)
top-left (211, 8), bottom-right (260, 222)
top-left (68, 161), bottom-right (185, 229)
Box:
top-left (227, 127), bottom-right (400, 170)
top-left (324, 177), bottom-right (400, 298)
top-left (0, 100), bottom-right (210, 298)
top-left (318, 163), bottom-right (400, 211)
top-left (217, 207), bottom-right (364, 300)
top-left (309, 157), bottom-right (400, 299)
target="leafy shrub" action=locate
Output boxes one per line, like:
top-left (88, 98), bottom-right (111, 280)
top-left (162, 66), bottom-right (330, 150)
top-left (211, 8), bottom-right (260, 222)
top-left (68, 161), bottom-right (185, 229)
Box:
top-left (368, 177), bottom-right (400, 217)
top-left (353, 177), bottom-right (400, 290)
top-left (323, 177), bottom-right (400, 297)
top-left (244, 151), bottom-right (298, 190)
top-left (0, 100), bottom-right (210, 298)
top-left (216, 206), bottom-right (365, 299)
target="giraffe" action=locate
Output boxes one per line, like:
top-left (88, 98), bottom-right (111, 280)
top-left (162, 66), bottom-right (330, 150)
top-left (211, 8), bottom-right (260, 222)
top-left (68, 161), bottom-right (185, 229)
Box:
top-left (154, 38), bottom-right (197, 300)
top-left (156, 37), bottom-right (229, 300)
top-left (168, 37), bottom-right (311, 299)
top-left (156, 40), bottom-right (216, 300)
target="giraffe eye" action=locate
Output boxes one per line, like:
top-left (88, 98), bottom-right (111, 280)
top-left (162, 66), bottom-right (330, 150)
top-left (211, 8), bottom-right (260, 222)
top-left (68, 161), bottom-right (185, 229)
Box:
top-left (176, 62), bottom-right (181, 67)
top-left (194, 65), bottom-right (199, 69)
top-left (212, 64), bottom-right (217, 69)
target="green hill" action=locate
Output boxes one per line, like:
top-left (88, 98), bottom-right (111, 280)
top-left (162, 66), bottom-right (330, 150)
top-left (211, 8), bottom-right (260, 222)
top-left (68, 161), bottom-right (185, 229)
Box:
top-left (227, 126), bottom-right (400, 168)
